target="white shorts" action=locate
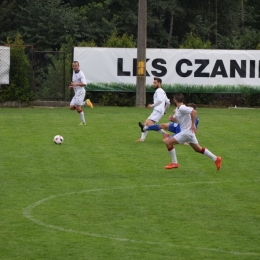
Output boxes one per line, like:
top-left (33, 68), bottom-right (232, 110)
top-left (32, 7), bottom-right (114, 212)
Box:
top-left (174, 130), bottom-right (198, 144)
top-left (70, 92), bottom-right (85, 106)
top-left (148, 110), bottom-right (164, 123)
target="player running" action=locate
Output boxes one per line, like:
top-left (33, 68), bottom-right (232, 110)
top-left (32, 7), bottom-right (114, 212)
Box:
top-left (136, 77), bottom-right (170, 142)
top-left (162, 93), bottom-right (222, 170)
top-left (69, 61), bottom-right (93, 125)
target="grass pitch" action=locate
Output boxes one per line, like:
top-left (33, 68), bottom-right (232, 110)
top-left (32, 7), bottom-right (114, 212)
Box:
top-left (0, 106), bottom-right (259, 260)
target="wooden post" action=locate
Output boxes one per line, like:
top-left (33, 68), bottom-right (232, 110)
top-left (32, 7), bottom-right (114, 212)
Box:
top-left (215, 0), bottom-right (218, 46)
top-left (136, 0), bottom-right (147, 108)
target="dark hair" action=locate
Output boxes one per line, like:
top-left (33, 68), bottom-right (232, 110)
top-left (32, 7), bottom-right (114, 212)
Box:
top-left (174, 93), bottom-right (184, 103)
top-left (72, 61), bottom-right (79, 65)
top-left (187, 103), bottom-right (196, 110)
top-left (154, 77), bottom-right (162, 84)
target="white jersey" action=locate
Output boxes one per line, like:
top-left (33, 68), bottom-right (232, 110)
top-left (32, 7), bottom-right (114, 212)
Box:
top-left (72, 70), bottom-right (87, 95)
top-left (153, 88), bottom-right (170, 114)
top-left (173, 104), bottom-right (193, 132)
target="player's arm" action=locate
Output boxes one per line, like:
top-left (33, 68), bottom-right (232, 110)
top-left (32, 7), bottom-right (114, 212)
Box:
top-left (70, 73), bottom-right (87, 87)
top-left (168, 114), bottom-right (177, 122)
top-left (147, 99), bottom-right (163, 108)
top-left (70, 81), bottom-right (86, 87)
top-left (190, 109), bottom-right (197, 133)
top-left (164, 98), bottom-right (170, 114)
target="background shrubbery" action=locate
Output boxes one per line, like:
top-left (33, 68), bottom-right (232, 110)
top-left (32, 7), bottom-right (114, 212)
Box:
top-left (0, 35), bottom-right (33, 103)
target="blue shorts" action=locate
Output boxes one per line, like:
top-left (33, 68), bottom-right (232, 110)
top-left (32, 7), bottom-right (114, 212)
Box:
top-left (168, 122), bottom-right (181, 134)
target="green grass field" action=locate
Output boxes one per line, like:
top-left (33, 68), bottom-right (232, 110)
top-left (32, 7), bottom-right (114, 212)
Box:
top-left (0, 106), bottom-right (259, 260)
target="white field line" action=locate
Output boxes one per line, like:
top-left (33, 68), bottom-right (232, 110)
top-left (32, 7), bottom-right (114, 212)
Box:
top-left (23, 180), bottom-right (260, 256)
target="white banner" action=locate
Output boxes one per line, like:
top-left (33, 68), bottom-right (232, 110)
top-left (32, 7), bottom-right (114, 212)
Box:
top-left (74, 47), bottom-right (260, 86)
top-left (0, 46), bottom-right (10, 84)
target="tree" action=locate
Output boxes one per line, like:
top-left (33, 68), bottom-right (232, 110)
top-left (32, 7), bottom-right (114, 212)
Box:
top-left (0, 0), bottom-right (18, 44)
top-left (176, 0), bottom-right (213, 46)
top-left (103, 31), bottom-right (135, 47)
top-left (146, 0), bottom-right (184, 48)
top-left (146, 0), bottom-right (171, 48)
top-left (1, 0), bottom-right (260, 52)
top-left (73, 1), bottom-right (116, 47)
top-left (245, 0), bottom-right (260, 30)
top-left (108, 0), bottom-right (139, 41)
top-left (180, 33), bottom-right (212, 49)
top-left (17, 0), bottom-right (77, 50)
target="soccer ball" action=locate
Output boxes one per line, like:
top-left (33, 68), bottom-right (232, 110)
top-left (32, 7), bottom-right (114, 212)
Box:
top-left (53, 135), bottom-right (64, 144)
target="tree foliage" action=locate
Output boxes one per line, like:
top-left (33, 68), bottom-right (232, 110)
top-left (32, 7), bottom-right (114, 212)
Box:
top-left (103, 31), bottom-right (135, 48)
top-left (17, 0), bottom-right (76, 50)
top-left (0, 0), bottom-right (259, 50)
top-left (180, 33), bottom-right (211, 49)
top-left (0, 0), bottom-right (19, 43)
top-left (1, 0), bottom-right (260, 104)
top-left (73, 1), bottom-right (116, 47)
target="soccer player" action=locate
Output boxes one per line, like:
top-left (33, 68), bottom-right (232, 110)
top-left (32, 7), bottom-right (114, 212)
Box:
top-left (163, 93), bottom-right (222, 170)
top-left (69, 61), bottom-right (93, 125)
top-left (138, 103), bottom-right (199, 145)
top-left (136, 77), bottom-right (170, 142)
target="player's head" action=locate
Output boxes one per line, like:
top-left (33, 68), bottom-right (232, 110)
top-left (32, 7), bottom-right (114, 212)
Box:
top-left (187, 103), bottom-right (196, 110)
top-left (173, 93), bottom-right (184, 104)
top-left (72, 61), bottom-right (80, 72)
top-left (153, 77), bottom-right (162, 89)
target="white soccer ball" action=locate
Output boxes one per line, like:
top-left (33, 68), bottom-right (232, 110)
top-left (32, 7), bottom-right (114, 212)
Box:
top-left (53, 135), bottom-right (64, 144)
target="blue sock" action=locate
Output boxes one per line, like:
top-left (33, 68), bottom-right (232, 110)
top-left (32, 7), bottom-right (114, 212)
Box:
top-left (147, 124), bottom-right (160, 131)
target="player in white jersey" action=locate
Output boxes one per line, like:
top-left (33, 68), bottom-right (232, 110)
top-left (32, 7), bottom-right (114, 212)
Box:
top-left (136, 77), bottom-right (170, 142)
top-left (69, 61), bottom-right (92, 125)
top-left (163, 93), bottom-right (222, 170)
top-left (138, 103), bottom-right (199, 146)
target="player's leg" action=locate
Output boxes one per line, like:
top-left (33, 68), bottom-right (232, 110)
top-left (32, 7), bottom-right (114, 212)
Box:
top-left (190, 142), bottom-right (222, 170)
top-left (138, 122), bottom-right (161, 131)
top-left (138, 121), bottom-right (170, 140)
top-left (153, 112), bottom-right (168, 137)
top-left (75, 93), bottom-right (86, 125)
top-left (158, 122), bottom-right (170, 139)
top-left (75, 105), bottom-right (86, 125)
top-left (161, 122), bottom-right (179, 140)
top-left (163, 135), bottom-right (179, 169)
top-left (136, 118), bottom-right (154, 142)
top-left (70, 96), bottom-right (77, 110)
top-left (160, 123), bottom-right (170, 130)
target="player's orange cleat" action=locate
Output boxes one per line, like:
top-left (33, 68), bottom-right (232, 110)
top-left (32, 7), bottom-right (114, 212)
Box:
top-left (215, 156), bottom-right (222, 170)
top-left (135, 139), bottom-right (144, 142)
top-left (164, 162), bottom-right (179, 169)
top-left (86, 99), bottom-right (93, 108)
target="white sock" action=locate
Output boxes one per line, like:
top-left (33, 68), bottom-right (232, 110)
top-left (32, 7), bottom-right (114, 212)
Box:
top-left (169, 147), bottom-right (178, 163)
top-left (157, 129), bottom-right (167, 135)
top-left (140, 131), bottom-right (148, 141)
top-left (203, 148), bottom-right (217, 161)
top-left (79, 111), bottom-right (86, 124)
